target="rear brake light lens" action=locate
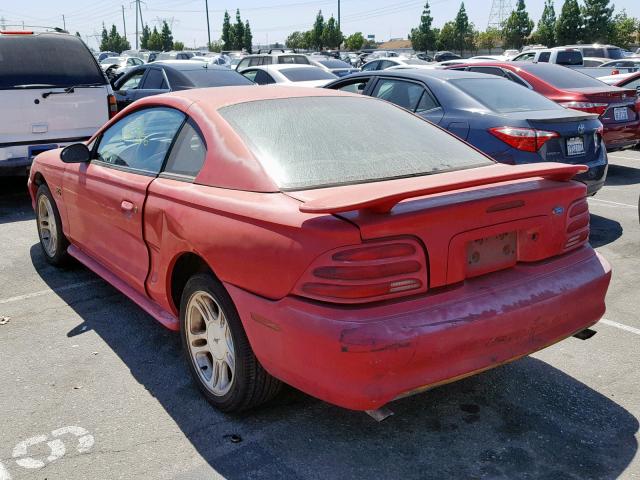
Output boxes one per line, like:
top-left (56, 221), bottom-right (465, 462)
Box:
top-left (560, 101), bottom-right (608, 116)
top-left (295, 239), bottom-right (428, 304)
top-left (489, 127), bottom-right (559, 152)
top-left (565, 198), bottom-right (590, 250)
top-left (107, 94), bottom-right (118, 119)
top-left (0, 31), bottom-right (34, 35)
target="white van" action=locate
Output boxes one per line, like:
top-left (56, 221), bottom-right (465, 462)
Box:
top-left (0, 31), bottom-right (116, 175)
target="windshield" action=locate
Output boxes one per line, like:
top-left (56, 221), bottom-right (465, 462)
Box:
top-left (0, 34), bottom-right (106, 89)
top-left (520, 64), bottom-right (607, 89)
top-left (319, 59), bottom-right (351, 69)
top-left (280, 67), bottom-right (337, 82)
top-left (452, 78), bottom-right (562, 113)
top-left (181, 69), bottom-right (254, 87)
top-left (101, 57), bottom-right (123, 64)
top-left (219, 97), bottom-right (492, 190)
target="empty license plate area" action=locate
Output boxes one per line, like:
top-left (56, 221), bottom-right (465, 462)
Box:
top-left (466, 232), bottom-right (517, 278)
top-left (566, 136), bottom-right (585, 156)
top-left (614, 107), bottom-right (629, 121)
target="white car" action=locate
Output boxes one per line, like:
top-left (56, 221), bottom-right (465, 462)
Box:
top-left (239, 64), bottom-right (337, 87)
top-left (309, 58), bottom-right (360, 77)
top-left (361, 57), bottom-right (432, 71)
top-left (0, 31), bottom-right (115, 176)
top-left (100, 56), bottom-right (145, 79)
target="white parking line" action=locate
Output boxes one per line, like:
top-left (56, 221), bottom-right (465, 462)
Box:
top-left (0, 280), bottom-right (102, 305)
top-left (588, 198), bottom-right (637, 208)
top-left (600, 319), bottom-right (640, 336)
top-left (609, 154), bottom-right (640, 161)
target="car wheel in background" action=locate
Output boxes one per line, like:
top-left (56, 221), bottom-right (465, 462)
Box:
top-left (36, 184), bottom-right (70, 267)
top-left (180, 273), bottom-right (282, 412)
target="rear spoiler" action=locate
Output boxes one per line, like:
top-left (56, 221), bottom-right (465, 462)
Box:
top-left (299, 163), bottom-right (587, 215)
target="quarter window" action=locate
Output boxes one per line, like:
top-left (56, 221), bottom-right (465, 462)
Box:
top-left (371, 79), bottom-right (426, 112)
top-left (163, 120), bottom-right (207, 178)
top-left (95, 107), bottom-right (185, 175)
top-left (118, 70), bottom-right (145, 91)
top-left (142, 68), bottom-right (168, 89)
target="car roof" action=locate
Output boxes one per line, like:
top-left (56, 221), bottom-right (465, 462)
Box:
top-left (339, 68), bottom-right (498, 82)
top-left (246, 64), bottom-right (317, 71)
top-left (152, 60), bottom-right (229, 71)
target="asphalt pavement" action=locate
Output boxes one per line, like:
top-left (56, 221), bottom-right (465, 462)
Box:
top-left (0, 151), bottom-right (638, 480)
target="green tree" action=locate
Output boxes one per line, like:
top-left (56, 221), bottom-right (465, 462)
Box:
top-left (303, 30), bottom-right (315, 49)
top-left (477, 27), bottom-right (500, 53)
top-left (453, 3), bottom-right (473, 54)
top-left (410, 2), bottom-right (437, 53)
top-left (233, 9), bottom-right (244, 50)
top-left (344, 32), bottom-right (365, 51)
top-left (534, 0), bottom-right (556, 47)
top-left (208, 40), bottom-right (223, 52)
top-left (160, 20), bottom-right (173, 51)
top-left (100, 24), bottom-right (109, 51)
top-left (243, 20), bottom-right (253, 52)
top-left (436, 21), bottom-right (456, 50)
top-left (140, 24), bottom-right (151, 49)
top-left (323, 16), bottom-right (343, 49)
top-left (312, 10), bottom-right (325, 50)
top-left (100, 24), bottom-right (130, 53)
top-left (221, 11), bottom-right (232, 50)
top-left (556, 0), bottom-right (583, 44)
top-left (286, 31), bottom-right (306, 49)
top-left (502, 0), bottom-right (534, 49)
top-left (582, 0), bottom-right (614, 43)
top-left (173, 41), bottom-right (185, 50)
top-left (148, 26), bottom-right (163, 51)
top-left (608, 10), bottom-right (639, 49)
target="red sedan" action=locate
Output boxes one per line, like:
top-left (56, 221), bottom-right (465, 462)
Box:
top-left (28, 87), bottom-right (611, 412)
top-left (447, 62), bottom-right (640, 152)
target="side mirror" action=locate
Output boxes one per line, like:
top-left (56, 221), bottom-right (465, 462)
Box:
top-left (61, 143), bottom-right (91, 163)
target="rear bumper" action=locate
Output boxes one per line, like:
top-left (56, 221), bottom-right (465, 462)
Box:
top-left (227, 247), bottom-right (611, 411)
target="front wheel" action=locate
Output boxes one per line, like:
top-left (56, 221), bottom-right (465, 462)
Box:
top-left (180, 273), bottom-right (281, 412)
top-left (36, 184), bottom-right (70, 267)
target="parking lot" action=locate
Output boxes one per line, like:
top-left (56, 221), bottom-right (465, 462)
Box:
top-left (0, 150), bottom-right (636, 480)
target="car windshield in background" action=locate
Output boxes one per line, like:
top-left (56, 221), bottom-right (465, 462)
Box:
top-left (181, 69), bottom-right (254, 87)
top-left (556, 51), bottom-right (583, 65)
top-left (520, 64), bottom-right (608, 89)
top-left (219, 96), bottom-right (492, 190)
top-left (319, 59), bottom-right (352, 68)
top-left (452, 78), bottom-right (562, 113)
top-left (403, 59), bottom-right (429, 65)
top-left (0, 34), bottom-right (106, 89)
top-left (101, 57), bottom-right (122, 64)
top-left (280, 68), bottom-right (337, 82)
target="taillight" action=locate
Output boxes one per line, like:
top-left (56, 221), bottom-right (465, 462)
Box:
top-left (565, 198), bottom-right (590, 250)
top-left (594, 124), bottom-right (604, 149)
top-left (488, 127), bottom-right (559, 152)
top-left (560, 101), bottom-right (608, 116)
top-left (611, 69), bottom-right (619, 75)
top-left (294, 238), bottom-right (428, 304)
top-left (0, 30), bottom-right (34, 35)
top-left (107, 94), bottom-right (118, 119)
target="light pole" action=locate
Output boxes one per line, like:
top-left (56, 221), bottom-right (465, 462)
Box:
top-left (205, 0), bottom-right (211, 49)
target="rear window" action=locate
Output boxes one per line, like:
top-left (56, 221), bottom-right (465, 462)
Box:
top-left (607, 48), bottom-right (624, 60)
top-left (277, 55), bottom-right (310, 65)
top-left (219, 97), bottom-right (492, 190)
top-left (181, 69), bottom-right (254, 87)
top-left (403, 59), bottom-right (429, 65)
top-left (452, 78), bottom-right (562, 113)
top-left (520, 64), bottom-right (607, 89)
top-left (280, 68), bottom-right (337, 82)
top-left (582, 48), bottom-right (605, 57)
top-left (556, 50), bottom-right (583, 65)
top-left (319, 59), bottom-right (351, 69)
top-left (0, 33), bottom-right (106, 89)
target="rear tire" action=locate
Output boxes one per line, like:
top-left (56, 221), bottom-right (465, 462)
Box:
top-left (36, 184), bottom-right (70, 267)
top-left (180, 273), bottom-right (282, 412)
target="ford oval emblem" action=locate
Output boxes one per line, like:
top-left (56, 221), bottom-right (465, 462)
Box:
top-left (553, 206), bottom-right (564, 215)
top-left (578, 123), bottom-right (585, 135)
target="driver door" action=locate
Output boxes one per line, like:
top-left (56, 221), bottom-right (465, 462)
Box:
top-left (62, 107), bottom-right (185, 294)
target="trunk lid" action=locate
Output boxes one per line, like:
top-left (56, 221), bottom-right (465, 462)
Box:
top-left (567, 87), bottom-right (638, 125)
top-left (287, 163), bottom-right (589, 288)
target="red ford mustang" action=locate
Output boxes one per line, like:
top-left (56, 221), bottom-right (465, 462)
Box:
top-left (28, 87), bottom-right (611, 412)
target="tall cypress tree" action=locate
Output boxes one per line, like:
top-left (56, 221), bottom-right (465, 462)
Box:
top-left (410, 2), bottom-right (437, 53)
top-left (535, 0), bottom-right (557, 47)
top-left (160, 21), bottom-right (173, 51)
top-left (453, 3), bottom-right (472, 55)
top-left (312, 10), bottom-right (325, 50)
top-left (556, 0), bottom-right (583, 44)
top-left (221, 11), bottom-right (232, 50)
top-left (233, 9), bottom-right (245, 51)
top-left (582, 0), bottom-right (614, 43)
top-left (502, 0), bottom-right (534, 49)
top-left (243, 20), bottom-right (253, 53)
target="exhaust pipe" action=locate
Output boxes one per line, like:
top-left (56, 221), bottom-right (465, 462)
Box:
top-left (573, 328), bottom-right (597, 340)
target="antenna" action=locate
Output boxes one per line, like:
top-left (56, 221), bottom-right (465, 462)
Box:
top-left (487, 0), bottom-right (514, 29)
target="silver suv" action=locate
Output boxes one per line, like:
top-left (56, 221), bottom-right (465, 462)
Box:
top-left (235, 51), bottom-right (310, 72)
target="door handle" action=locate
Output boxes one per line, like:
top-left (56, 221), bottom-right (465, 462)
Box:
top-left (120, 200), bottom-right (137, 213)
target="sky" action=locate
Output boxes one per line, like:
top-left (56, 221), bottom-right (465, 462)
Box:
top-left (1, 0), bottom-right (639, 50)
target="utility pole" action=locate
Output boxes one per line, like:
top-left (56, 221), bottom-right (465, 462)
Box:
top-left (62, 14), bottom-right (66, 31)
top-left (138, 1), bottom-right (144, 33)
top-left (205, 0), bottom-right (211, 49)
top-left (122, 5), bottom-right (127, 40)
top-left (337, 0), bottom-right (340, 32)
top-left (135, 0), bottom-right (139, 49)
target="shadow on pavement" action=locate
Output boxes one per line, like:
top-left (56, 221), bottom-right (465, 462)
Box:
top-left (0, 177), bottom-right (34, 225)
top-left (590, 214), bottom-right (623, 248)
top-left (605, 164), bottom-right (640, 187)
top-left (30, 244), bottom-right (638, 480)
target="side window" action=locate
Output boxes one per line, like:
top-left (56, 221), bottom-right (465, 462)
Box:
top-left (141, 68), bottom-right (168, 90)
top-left (515, 52), bottom-right (535, 62)
top-left (334, 78), bottom-right (370, 94)
top-left (623, 78), bottom-right (640, 91)
top-left (538, 52), bottom-right (551, 62)
top-left (380, 60), bottom-right (396, 70)
top-left (254, 70), bottom-right (276, 85)
top-left (163, 120), bottom-right (207, 179)
top-left (415, 89), bottom-right (439, 113)
top-left (261, 57), bottom-right (273, 65)
top-left (506, 72), bottom-right (530, 88)
top-left (118, 70), bottom-right (145, 91)
top-left (237, 59), bottom-right (250, 70)
top-left (242, 70), bottom-right (258, 82)
top-left (371, 79), bottom-right (426, 112)
top-left (95, 108), bottom-right (185, 175)
top-left (468, 66), bottom-right (507, 77)
top-left (361, 61), bottom-right (379, 71)
top-left (248, 57), bottom-right (262, 67)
